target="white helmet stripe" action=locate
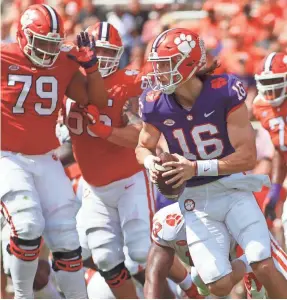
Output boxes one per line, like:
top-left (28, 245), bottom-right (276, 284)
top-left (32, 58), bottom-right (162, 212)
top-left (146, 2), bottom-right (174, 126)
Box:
top-left (101, 22), bottom-right (109, 41)
top-left (43, 4), bottom-right (58, 33)
top-left (151, 28), bottom-right (174, 52)
top-left (264, 52), bottom-right (276, 72)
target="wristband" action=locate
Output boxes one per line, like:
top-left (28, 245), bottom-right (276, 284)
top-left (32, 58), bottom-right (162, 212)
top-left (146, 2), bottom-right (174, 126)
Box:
top-left (85, 62), bottom-right (99, 74)
top-left (196, 159), bottom-right (218, 176)
top-left (268, 183), bottom-right (282, 196)
top-left (267, 183), bottom-right (282, 206)
top-left (179, 271), bottom-right (192, 291)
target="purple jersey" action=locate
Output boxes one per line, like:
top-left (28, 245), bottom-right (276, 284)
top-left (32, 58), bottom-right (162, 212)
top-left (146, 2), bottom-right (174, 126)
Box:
top-left (140, 74), bottom-right (247, 187)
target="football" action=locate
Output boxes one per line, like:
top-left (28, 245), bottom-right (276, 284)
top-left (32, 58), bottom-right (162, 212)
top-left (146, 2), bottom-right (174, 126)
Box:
top-left (154, 152), bottom-right (186, 200)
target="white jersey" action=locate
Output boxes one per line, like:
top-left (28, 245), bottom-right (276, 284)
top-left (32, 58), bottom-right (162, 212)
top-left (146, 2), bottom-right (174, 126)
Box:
top-left (152, 203), bottom-right (237, 266)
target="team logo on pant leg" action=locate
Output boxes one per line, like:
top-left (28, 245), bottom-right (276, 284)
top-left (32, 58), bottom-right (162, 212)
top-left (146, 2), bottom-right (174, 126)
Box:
top-left (184, 199), bottom-right (195, 211)
top-left (165, 214), bottom-right (182, 226)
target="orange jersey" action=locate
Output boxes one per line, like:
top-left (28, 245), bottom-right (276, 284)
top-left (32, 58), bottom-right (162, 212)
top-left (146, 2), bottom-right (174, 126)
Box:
top-left (253, 96), bottom-right (287, 163)
top-left (1, 43), bottom-right (79, 155)
top-left (65, 68), bottom-right (145, 187)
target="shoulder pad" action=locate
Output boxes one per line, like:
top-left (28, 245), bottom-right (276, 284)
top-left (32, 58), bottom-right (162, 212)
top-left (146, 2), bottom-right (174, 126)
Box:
top-left (206, 74), bottom-right (231, 99)
top-left (154, 203), bottom-right (184, 242)
top-left (211, 74), bottom-right (247, 104)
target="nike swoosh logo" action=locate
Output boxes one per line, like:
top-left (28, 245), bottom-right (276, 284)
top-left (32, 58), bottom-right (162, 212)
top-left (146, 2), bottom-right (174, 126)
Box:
top-left (125, 183), bottom-right (135, 189)
top-left (204, 110), bottom-right (215, 117)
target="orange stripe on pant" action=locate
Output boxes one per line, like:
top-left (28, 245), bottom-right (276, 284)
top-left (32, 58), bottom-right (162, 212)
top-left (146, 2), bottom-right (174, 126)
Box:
top-left (1, 201), bottom-right (17, 237)
top-left (270, 234), bottom-right (287, 260)
top-left (271, 249), bottom-right (287, 273)
top-left (143, 170), bottom-right (154, 238)
top-left (270, 237), bottom-right (287, 273)
top-left (151, 182), bottom-right (156, 213)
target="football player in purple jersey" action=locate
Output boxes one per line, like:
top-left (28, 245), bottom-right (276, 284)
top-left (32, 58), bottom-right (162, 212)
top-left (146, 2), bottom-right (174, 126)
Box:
top-left (136, 28), bottom-right (287, 298)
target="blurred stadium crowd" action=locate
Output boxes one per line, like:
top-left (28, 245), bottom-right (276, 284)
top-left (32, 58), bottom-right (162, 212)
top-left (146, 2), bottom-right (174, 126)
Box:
top-left (1, 0), bottom-right (286, 90)
top-left (1, 0), bottom-right (287, 298)
top-left (1, 0), bottom-right (287, 111)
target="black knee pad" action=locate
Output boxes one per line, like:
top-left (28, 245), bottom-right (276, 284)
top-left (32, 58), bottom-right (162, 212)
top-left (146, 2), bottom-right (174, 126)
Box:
top-left (98, 262), bottom-right (131, 288)
top-left (7, 236), bottom-right (42, 261)
top-left (52, 246), bottom-right (83, 272)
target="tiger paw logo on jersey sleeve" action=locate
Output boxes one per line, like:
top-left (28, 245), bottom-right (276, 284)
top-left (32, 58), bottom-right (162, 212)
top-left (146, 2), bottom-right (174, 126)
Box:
top-left (174, 34), bottom-right (196, 54)
top-left (211, 77), bottom-right (228, 89)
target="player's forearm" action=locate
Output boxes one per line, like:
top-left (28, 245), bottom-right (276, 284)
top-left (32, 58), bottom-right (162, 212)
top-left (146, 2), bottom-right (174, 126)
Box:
top-left (218, 146), bottom-right (257, 175)
top-left (135, 146), bottom-right (154, 166)
top-left (271, 150), bottom-right (287, 185)
top-left (106, 125), bottom-right (142, 148)
top-left (87, 71), bottom-right (108, 108)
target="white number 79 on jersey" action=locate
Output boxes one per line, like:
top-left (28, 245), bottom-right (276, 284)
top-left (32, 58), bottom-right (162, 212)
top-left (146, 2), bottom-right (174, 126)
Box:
top-left (8, 74), bottom-right (58, 115)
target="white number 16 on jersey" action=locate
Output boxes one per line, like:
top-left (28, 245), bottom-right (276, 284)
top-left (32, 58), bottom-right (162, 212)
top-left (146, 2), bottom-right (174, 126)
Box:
top-left (173, 124), bottom-right (224, 160)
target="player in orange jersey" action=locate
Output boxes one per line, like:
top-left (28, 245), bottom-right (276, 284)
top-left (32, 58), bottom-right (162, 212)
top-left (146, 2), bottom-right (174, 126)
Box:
top-left (0, 4), bottom-right (108, 299)
top-left (64, 22), bottom-right (155, 299)
top-left (253, 52), bottom-right (287, 250)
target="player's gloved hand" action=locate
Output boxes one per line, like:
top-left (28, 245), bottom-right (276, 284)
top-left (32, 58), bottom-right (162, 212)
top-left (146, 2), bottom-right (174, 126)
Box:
top-left (82, 105), bottom-right (112, 139)
top-left (68, 31), bottom-right (99, 74)
top-left (144, 155), bottom-right (161, 183)
top-left (263, 183), bottom-right (281, 221)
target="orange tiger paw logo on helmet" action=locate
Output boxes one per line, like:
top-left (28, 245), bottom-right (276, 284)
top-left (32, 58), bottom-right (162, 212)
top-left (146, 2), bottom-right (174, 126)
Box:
top-left (165, 214), bottom-right (182, 227)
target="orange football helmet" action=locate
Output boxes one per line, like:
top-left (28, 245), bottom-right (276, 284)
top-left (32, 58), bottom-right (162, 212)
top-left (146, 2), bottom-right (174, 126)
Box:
top-left (85, 22), bottom-right (124, 77)
top-left (17, 4), bottom-right (65, 68)
top-left (146, 28), bottom-right (207, 94)
top-left (255, 52), bottom-right (287, 107)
